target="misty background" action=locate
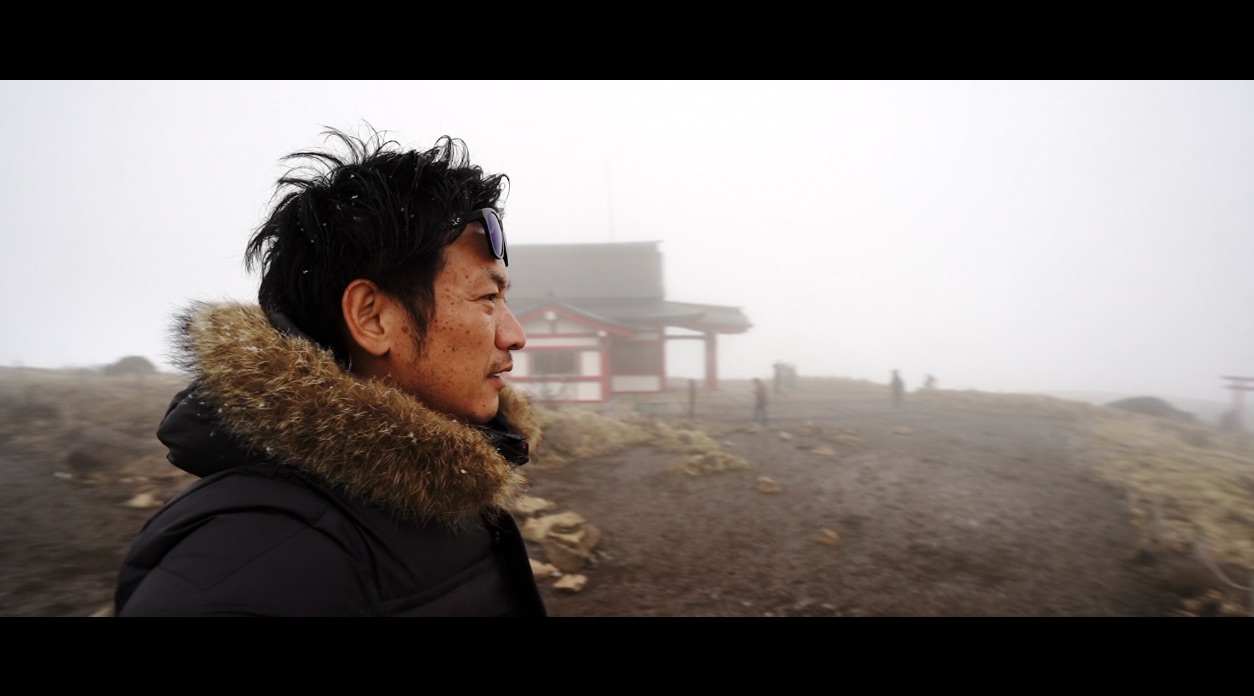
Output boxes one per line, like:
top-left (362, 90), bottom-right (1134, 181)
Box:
top-left (2, 80), bottom-right (1251, 412)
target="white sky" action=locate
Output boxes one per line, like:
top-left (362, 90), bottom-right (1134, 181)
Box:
top-left (2, 80), bottom-right (1252, 404)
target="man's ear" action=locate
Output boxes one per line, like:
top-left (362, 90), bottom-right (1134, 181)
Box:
top-left (342, 279), bottom-right (393, 357)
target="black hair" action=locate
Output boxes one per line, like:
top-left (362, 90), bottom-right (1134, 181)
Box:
top-left (244, 125), bottom-right (508, 365)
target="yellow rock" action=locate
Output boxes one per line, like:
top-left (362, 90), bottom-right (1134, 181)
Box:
top-left (545, 511), bottom-right (587, 534)
top-left (529, 558), bottom-right (561, 579)
top-left (553, 574), bottom-right (588, 592)
top-left (543, 540), bottom-right (593, 573)
top-left (511, 495), bottom-right (556, 516)
top-left (520, 517), bottom-right (553, 543)
top-left (89, 603), bottom-right (114, 617)
top-left (123, 492), bottom-right (160, 509)
top-left (816, 528), bottom-right (842, 546)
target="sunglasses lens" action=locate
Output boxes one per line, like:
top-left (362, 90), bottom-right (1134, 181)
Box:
top-left (483, 210), bottom-right (506, 260)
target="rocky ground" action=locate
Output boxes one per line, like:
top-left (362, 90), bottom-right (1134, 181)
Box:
top-left (523, 382), bottom-right (1197, 616)
top-left (2, 369), bottom-right (1252, 617)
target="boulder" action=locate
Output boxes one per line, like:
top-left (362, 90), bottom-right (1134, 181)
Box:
top-left (535, 511), bottom-right (601, 572)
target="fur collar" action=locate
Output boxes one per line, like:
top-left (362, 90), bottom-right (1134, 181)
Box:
top-left (172, 301), bottom-right (539, 526)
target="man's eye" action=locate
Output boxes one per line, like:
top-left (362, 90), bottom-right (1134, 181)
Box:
top-left (482, 294), bottom-right (498, 302)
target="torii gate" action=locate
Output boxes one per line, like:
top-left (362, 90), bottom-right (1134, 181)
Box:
top-left (1220, 376), bottom-right (1254, 429)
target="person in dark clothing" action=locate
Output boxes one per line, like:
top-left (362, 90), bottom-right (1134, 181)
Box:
top-left (891, 369), bottom-right (905, 409)
top-left (753, 377), bottom-right (769, 425)
top-left (114, 126), bottom-right (547, 616)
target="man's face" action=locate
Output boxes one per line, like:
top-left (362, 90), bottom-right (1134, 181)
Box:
top-left (392, 223), bottom-right (525, 424)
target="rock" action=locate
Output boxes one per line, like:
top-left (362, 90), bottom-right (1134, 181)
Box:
top-left (566, 523), bottom-right (601, 551)
top-left (546, 511), bottom-right (587, 534)
top-left (511, 495), bottom-right (556, 517)
top-left (553, 574), bottom-right (587, 592)
top-left (89, 603), bottom-right (114, 617)
top-left (123, 492), bottom-right (161, 509)
top-left (543, 522), bottom-right (602, 572)
top-left (673, 451), bottom-right (751, 476)
top-left (816, 528), bottom-right (841, 546)
top-left (892, 425), bottom-right (913, 434)
top-left (832, 429), bottom-right (863, 446)
top-left (530, 511), bottom-right (600, 572)
top-left (543, 539), bottom-right (593, 572)
top-left (529, 558), bottom-right (561, 579)
top-left (520, 517), bottom-right (551, 543)
top-left (756, 476), bottom-right (781, 493)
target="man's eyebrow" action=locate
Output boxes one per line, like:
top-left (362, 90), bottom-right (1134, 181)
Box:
top-left (488, 268), bottom-right (510, 291)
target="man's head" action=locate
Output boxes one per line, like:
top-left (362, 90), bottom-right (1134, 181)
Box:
top-left (245, 127), bottom-right (525, 423)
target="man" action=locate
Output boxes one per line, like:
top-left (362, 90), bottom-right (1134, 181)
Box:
top-left (113, 127), bottom-right (547, 616)
top-left (753, 377), bottom-right (769, 425)
top-left (891, 369), bottom-right (905, 409)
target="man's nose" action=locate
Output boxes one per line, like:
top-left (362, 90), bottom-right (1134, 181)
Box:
top-left (498, 304), bottom-right (526, 351)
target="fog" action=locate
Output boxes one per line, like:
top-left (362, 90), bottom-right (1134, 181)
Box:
top-left (2, 80), bottom-right (1251, 407)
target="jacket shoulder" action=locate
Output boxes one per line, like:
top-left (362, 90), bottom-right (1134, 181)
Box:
top-left (116, 467), bottom-right (376, 616)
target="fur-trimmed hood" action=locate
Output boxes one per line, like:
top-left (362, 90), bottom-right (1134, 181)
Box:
top-left (158, 301), bottom-right (540, 526)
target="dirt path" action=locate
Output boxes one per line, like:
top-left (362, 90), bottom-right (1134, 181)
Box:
top-left (528, 388), bottom-right (1184, 616)
top-left (0, 451), bottom-right (151, 617)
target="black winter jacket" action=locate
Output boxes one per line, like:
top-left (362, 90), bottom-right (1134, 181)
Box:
top-left (114, 302), bottom-right (547, 616)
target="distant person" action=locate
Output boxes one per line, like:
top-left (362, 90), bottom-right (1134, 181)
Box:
top-left (754, 377), bottom-right (769, 425)
top-left (772, 362), bottom-right (785, 395)
top-left (113, 126), bottom-right (547, 617)
top-left (891, 370), bottom-right (905, 409)
top-left (923, 374), bottom-right (937, 390)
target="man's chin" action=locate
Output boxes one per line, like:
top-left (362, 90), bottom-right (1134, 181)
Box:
top-left (469, 397), bottom-right (500, 425)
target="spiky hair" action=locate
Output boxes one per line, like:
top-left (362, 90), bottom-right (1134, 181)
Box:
top-left (244, 125), bottom-right (508, 365)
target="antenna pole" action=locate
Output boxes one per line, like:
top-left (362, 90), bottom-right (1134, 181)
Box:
top-left (606, 158), bottom-right (615, 243)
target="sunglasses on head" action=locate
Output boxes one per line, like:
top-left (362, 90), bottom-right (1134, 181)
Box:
top-left (455, 208), bottom-right (508, 266)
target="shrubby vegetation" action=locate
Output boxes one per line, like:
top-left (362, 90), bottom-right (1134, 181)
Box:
top-left (101, 355), bottom-right (157, 376)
